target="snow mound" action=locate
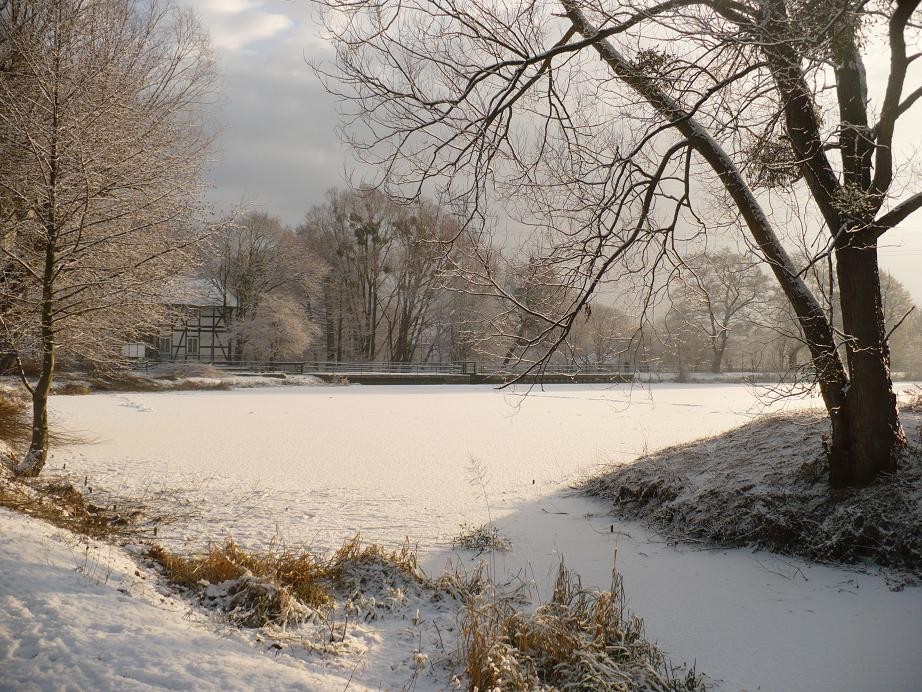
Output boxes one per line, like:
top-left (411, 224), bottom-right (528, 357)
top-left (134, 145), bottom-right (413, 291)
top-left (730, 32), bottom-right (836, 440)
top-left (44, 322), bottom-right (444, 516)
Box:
top-left (581, 411), bottom-right (922, 579)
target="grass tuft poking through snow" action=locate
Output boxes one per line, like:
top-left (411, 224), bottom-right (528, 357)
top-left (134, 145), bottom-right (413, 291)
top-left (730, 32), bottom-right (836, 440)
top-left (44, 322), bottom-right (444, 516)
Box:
top-left (460, 558), bottom-right (705, 691)
top-left (452, 522), bottom-right (512, 553)
top-left (146, 534), bottom-right (428, 630)
top-left (147, 540), bottom-right (333, 628)
top-left (0, 463), bottom-right (150, 542)
top-left (582, 410), bottom-right (922, 580)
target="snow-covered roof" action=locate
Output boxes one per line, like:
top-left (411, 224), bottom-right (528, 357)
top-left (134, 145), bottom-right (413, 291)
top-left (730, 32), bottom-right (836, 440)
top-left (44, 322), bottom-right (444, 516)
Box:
top-left (160, 278), bottom-right (237, 308)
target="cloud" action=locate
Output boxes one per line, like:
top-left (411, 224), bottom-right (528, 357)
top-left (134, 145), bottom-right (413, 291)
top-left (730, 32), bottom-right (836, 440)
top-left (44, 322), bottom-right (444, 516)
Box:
top-left (194, 5), bottom-right (349, 225)
top-left (186, 0), bottom-right (294, 51)
top-left (208, 12), bottom-right (292, 50)
top-left (201, 0), bottom-right (261, 14)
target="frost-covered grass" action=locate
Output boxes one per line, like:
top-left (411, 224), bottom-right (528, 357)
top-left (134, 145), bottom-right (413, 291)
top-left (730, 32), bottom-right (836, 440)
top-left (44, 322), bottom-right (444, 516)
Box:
top-left (0, 506), bottom-right (357, 690)
top-left (581, 410), bottom-right (922, 580)
top-left (452, 522), bottom-right (512, 553)
top-left (0, 456), bottom-right (183, 545)
top-left (0, 390), bottom-right (30, 451)
top-left (146, 535), bottom-right (428, 630)
top-left (460, 560), bottom-right (704, 691)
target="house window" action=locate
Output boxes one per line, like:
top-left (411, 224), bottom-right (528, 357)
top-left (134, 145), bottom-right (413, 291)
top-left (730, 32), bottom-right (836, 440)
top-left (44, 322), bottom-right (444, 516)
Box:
top-left (158, 337), bottom-right (172, 358)
top-left (186, 336), bottom-right (199, 358)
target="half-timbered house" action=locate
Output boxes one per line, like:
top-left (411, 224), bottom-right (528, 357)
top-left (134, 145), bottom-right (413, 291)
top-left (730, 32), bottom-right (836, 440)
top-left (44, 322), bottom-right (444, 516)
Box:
top-left (156, 279), bottom-right (237, 362)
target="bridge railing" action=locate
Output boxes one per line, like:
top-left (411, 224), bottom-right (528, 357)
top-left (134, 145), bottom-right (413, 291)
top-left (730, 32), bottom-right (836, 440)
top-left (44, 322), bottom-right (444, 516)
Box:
top-left (143, 359), bottom-right (641, 376)
top-left (301, 361), bottom-right (467, 375)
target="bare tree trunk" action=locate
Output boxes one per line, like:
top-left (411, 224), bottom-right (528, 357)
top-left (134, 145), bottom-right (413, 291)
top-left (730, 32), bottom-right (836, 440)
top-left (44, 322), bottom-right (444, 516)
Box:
top-left (23, 340), bottom-right (53, 477)
top-left (710, 334), bottom-right (727, 374)
top-left (19, 220), bottom-right (56, 477)
top-left (563, 2), bottom-right (902, 487)
top-left (323, 279), bottom-right (336, 360)
top-left (830, 243), bottom-right (906, 486)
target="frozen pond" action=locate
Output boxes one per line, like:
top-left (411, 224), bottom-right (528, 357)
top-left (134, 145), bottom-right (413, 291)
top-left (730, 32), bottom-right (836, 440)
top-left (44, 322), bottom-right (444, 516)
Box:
top-left (47, 383), bottom-right (818, 551)
top-left (47, 383), bottom-right (922, 691)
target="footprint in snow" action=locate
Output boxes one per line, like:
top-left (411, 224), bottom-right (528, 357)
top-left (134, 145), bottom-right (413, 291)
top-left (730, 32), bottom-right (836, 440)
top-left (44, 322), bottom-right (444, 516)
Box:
top-left (117, 397), bottom-right (152, 413)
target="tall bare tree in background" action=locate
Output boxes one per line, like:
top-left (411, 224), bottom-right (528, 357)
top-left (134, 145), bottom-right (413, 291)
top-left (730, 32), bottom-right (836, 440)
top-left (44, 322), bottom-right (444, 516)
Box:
top-left (300, 188), bottom-right (457, 363)
top-left (0, 0), bottom-right (216, 476)
top-left (317, 0), bottom-right (922, 488)
top-left (206, 211), bottom-right (323, 360)
top-left (566, 303), bottom-right (633, 367)
top-left (667, 250), bottom-right (772, 373)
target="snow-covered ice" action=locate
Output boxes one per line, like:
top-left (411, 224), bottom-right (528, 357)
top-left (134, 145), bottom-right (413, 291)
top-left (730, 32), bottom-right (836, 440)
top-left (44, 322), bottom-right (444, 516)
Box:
top-left (3, 382), bottom-right (920, 690)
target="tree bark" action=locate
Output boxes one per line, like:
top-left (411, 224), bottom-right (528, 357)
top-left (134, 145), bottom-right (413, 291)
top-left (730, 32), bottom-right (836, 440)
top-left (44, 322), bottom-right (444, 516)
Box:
top-left (710, 333), bottom-right (727, 374)
top-left (830, 241), bottom-right (906, 486)
top-left (18, 221), bottom-right (56, 478)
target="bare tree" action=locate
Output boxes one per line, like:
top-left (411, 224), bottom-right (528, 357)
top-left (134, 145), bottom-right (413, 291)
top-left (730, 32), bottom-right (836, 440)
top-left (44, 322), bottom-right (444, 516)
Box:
top-left (567, 302), bottom-right (633, 368)
top-left (668, 250), bottom-right (772, 373)
top-left (206, 211), bottom-right (322, 360)
top-left (299, 188), bottom-right (458, 363)
top-left (0, 0), bottom-right (216, 476)
top-left (317, 0), bottom-right (922, 487)
top-left (379, 200), bottom-right (458, 362)
top-left (880, 271), bottom-right (917, 374)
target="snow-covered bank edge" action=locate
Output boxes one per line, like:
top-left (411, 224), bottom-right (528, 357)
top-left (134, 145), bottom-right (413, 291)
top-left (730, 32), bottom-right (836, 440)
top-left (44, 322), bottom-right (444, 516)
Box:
top-left (0, 364), bottom-right (326, 399)
top-left (580, 407), bottom-right (922, 586)
top-left (0, 466), bottom-right (708, 691)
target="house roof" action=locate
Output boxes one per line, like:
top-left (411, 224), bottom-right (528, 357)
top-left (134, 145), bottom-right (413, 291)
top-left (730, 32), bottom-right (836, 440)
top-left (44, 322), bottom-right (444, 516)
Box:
top-left (161, 278), bottom-right (238, 308)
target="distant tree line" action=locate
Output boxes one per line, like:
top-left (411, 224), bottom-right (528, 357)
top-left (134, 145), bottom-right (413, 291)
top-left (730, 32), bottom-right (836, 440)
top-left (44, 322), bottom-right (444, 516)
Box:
top-left (203, 192), bottom-right (922, 379)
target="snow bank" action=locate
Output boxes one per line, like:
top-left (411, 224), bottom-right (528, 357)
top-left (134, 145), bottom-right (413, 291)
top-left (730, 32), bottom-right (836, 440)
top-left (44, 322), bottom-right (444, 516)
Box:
top-left (0, 508), bottom-right (350, 690)
top-left (582, 410), bottom-right (922, 579)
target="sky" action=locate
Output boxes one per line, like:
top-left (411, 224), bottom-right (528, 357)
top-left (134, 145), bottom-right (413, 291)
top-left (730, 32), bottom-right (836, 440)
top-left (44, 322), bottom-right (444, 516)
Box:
top-left (186, 0), bottom-right (922, 303)
top-left (187, 0), bottom-right (344, 225)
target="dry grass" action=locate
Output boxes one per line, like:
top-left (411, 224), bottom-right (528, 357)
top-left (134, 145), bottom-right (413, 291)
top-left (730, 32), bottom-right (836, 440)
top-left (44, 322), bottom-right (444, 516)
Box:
top-left (147, 534), bottom-right (425, 629)
top-left (68, 370), bottom-right (229, 393)
top-left (452, 522), bottom-right (512, 553)
top-left (0, 470), bottom-right (147, 542)
top-left (583, 411), bottom-right (922, 577)
top-left (327, 534), bottom-right (422, 584)
top-left (59, 382), bottom-right (92, 395)
top-left (0, 392), bottom-right (31, 449)
top-left (170, 379), bottom-right (231, 391)
top-left (148, 540), bottom-right (333, 608)
top-left (460, 560), bottom-right (705, 691)
top-left (147, 540), bottom-right (332, 628)
top-left (153, 362), bottom-right (225, 380)
top-left (906, 386), bottom-right (922, 413)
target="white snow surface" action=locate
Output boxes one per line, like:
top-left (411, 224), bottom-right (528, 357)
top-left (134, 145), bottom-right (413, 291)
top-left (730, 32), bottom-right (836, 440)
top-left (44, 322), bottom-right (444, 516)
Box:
top-left (0, 507), bottom-right (357, 690)
top-left (4, 382), bottom-right (921, 690)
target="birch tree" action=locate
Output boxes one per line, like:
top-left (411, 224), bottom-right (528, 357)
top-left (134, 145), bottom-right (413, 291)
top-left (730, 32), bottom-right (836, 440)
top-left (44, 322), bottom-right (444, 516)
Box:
top-left (317, 0), bottom-right (922, 487)
top-left (0, 0), bottom-right (216, 476)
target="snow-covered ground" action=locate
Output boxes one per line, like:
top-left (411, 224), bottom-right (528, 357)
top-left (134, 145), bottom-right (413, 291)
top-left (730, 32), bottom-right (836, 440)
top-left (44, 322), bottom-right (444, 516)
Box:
top-left (5, 383), bottom-right (922, 690)
top-left (0, 507), bottom-right (357, 690)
